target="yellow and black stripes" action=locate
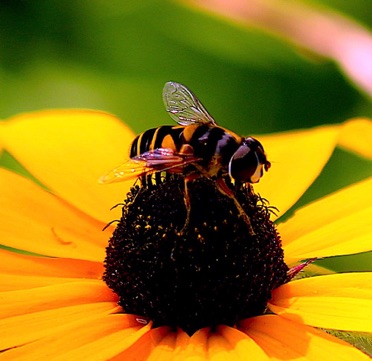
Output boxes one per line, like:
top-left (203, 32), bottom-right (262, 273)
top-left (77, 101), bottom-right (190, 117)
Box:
top-left (130, 126), bottom-right (184, 157)
top-left (130, 124), bottom-right (242, 169)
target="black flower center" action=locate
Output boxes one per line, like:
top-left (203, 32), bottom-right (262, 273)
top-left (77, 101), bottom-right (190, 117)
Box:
top-left (103, 175), bottom-right (288, 335)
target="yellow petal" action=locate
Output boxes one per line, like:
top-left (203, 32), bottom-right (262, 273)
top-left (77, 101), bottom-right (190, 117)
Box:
top-left (0, 281), bottom-right (116, 319)
top-left (0, 110), bottom-right (136, 223)
top-left (0, 314), bottom-right (147, 361)
top-left (178, 327), bottom-right (270, 361)
top-left (146, 331), bottom-right (177, 360)
top-left (338, 118), bottom-right (372, 159)
top-left (0, 302), bottom-right (118, 350)
top-left (0, 169), bottom-right (111, 261)
top-left (52, 320), bottom-right (150, 361)
top-left (216, 326), bottom-right (270, 360)
top-left (2, 274), bottom-right (96, 292)
top-left (207, 330), bottom-right (238, 361)
top-left (268, 273), bottom-right (372, 332)
top-left (147, 329), bottom-right (195, 361)
top-left (111, 326), bottom-right (171, 361)
top-left (254, 125), bottom-right (339, 219)
top-left (185, 328), bottom-right (209, 360)
top-left (279, 177), bottom-right (372, 264)
top-left (0, 249), bottom-right (102, 278)
top-left (172, 329), bottom-right (191, 361)
top-left (0, 249), bottom-right (103, 291)
top-left (240, 315), bottom-right (370, 360)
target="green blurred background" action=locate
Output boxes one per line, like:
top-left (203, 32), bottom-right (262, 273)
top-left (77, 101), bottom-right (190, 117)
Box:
top-left (0, 0), bottom-right (371, 271)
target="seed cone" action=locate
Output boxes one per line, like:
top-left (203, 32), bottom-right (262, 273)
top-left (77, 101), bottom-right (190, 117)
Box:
top-left (104, 176), bottom-right (288, 335)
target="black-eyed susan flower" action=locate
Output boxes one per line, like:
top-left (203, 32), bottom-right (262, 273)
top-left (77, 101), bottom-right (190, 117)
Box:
top-left (0, 110), bottom-right (371, 360)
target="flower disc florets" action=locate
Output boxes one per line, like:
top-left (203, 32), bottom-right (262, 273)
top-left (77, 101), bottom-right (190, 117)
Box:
top-left (104, 175), bottom-right (288, 335)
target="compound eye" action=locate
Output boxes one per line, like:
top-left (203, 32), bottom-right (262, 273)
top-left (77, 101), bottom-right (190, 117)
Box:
top-left (228, 145), bottom-right (259, 183)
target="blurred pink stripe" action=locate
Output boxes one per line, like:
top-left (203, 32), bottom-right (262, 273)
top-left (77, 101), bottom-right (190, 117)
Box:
top-left (183, 0), bottom-right (372, 95)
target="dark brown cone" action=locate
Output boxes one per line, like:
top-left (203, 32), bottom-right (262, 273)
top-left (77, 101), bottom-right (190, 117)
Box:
top-left (104, 175), bottom-right (288, 335)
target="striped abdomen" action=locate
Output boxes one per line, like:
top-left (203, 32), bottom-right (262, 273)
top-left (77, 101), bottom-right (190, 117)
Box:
top-left (130, 124), bottom-right (241, 170)
top-left (130, 125), bottom-right (184, 157)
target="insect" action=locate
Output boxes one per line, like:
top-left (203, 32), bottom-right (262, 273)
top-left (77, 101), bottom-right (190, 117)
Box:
top-left (100, 82), bottom-right (271, 234)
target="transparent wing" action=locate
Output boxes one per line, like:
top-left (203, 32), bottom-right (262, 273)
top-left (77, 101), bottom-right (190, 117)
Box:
top-left (99, 148), bottom-right (199, 184)
top-left (99, 158), bottom-right (152, 184)
top-left (163, 81), bottom-right (216, 126)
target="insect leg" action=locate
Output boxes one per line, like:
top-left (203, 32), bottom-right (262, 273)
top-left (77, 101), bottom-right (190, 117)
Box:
top-left (180, 172), bottom-right (199, 234)
top-left (216, 177), bottom-right (255, 236)
top-left (154, 171), bottom-right (162, 185)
